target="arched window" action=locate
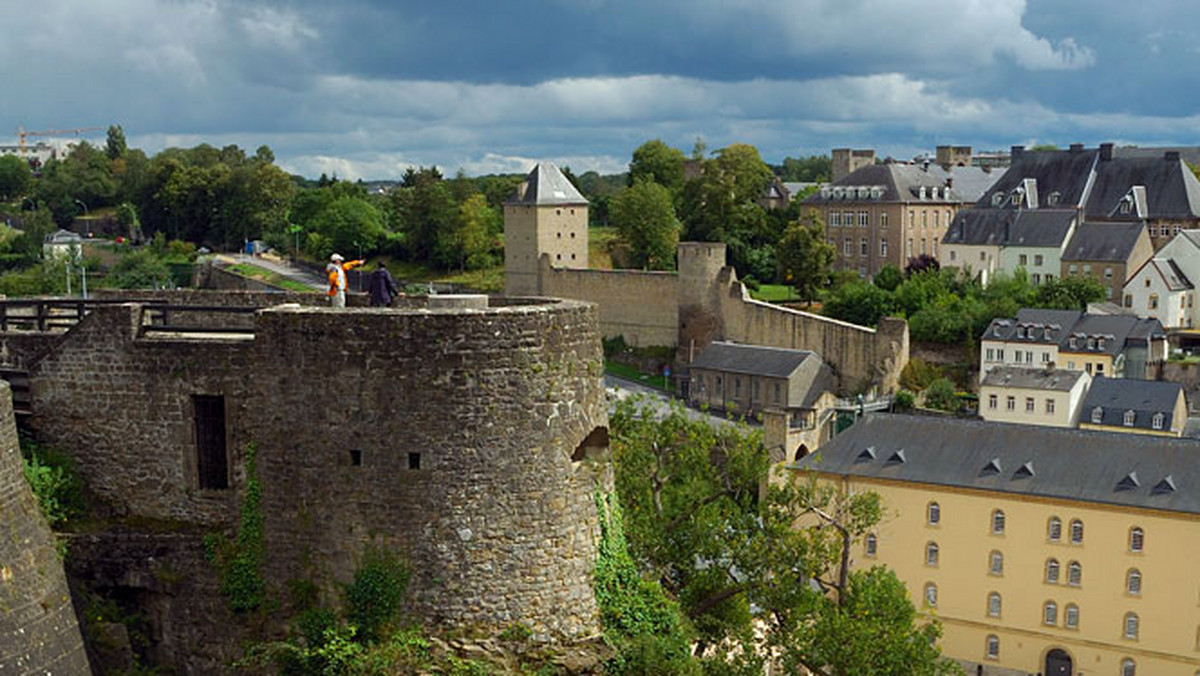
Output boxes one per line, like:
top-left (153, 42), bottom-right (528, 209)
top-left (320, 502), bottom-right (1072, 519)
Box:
top-left (865, 533), bottom-right (878, 557)
top-left (992, 509), bottom-right (1006, 534)
top-left (1070, 519), bottom-right (1084, 544)
top-left (987, 592), bottom-right (1001, 617)
top-left (926, 542), bottom-right (939, 566)
top-left (1065, 603), bottom-right (1079, 628)
top-left (1127, 569), bottom-right (1142, 595)
top-left (1046, 558), bottom-right (1060, 583)
top-left (1130, 527), bottom-right (1144, 552)
top-left (1124, 613), bottom-right (1139, 639)
top-left (986, 634), bottom-right (999, 659)
top-left (989, 550), bottom-right (1003, 576)
top-left (1047, 516), bottom-right (1062, 541)
top-left (1044, 601), bottom-right (1058, 625)
top-left (928, 501), bottom-right (941, 525)
top-left (1068, 561), bottom-right (1082, 586)
top-left (1122, 658), bottom-right (1136, 676)
top-left (924, 582), bottom-right (938, 607)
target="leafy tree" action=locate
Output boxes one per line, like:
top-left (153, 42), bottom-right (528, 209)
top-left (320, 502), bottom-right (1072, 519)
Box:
top-left (440, 193), bottom-right (499, 270)
top-left (629, 139), bottom-right (686, 195)
top-left (610, 179), bottom-right (680, 270)
top-left (611, 400), bottom-right (957, 675)
top-left (776, 212), bottom-right (835, 304)
top-left (908, 293), bottom-right (985, 344)
top-left (1034, 275), bottom-right (1105, 310)
top-left (899, 359), bottom-right (944, 392)
top-left (873, 265), bottom-right (904, 292)
top-left (680, 144), bottom-right (775, 278)
top-left (0, 155), bottom-right (33, 201)
top-left (390, 175), bottom-right (457, 265)
top-left (904, 254), bottom-right (940, 277)
top-left (774, 155), bottom-right (832, 182)
top-left (105, 124), bottom-right (127, 160)
top-left (307, 196), bottom-right (385, 261)
top-left (822, 280), bottom-right (895, 327)
top-left (105, 248), bottom-right (175, 289)
top-left (923, 377), bottom-right (959, 412)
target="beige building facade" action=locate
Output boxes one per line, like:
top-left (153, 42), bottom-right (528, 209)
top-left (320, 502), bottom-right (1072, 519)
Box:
top-left (503, 163), bottom-right (589, 295)
top-left (796, 414), bottom-right (1200, 676)
top-left (979, 366), bottom-right (1090, 428)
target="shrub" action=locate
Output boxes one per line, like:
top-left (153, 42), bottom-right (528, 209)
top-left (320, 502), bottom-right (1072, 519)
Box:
top-left (892, 389), bottom-right (915, 411)
top-left (898, 359), bottom-right (942, 392)
top-left (345, 544), bottom-right (411, 643)
top-left (20, 441), bottom-right (84, 527)
top-left (923, 378), bottom-right (959, 412)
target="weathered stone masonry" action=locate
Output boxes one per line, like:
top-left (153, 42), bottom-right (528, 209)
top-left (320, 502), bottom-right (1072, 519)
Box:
top-left (0, 381), bottom-right (91, 675)
top-left (20, 296), bottom-right (608, 662)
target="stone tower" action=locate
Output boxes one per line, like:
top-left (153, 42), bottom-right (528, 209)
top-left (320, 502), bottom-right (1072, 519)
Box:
top-left (0, 382), bottom-right (90, 675)
top-left (831, 148), bottom-right (876, 182)
top-left (504, 163), bottom-right (589, 295)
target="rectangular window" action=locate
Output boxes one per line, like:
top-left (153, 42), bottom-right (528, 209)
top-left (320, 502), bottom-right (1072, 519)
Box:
top-left (408, 452), bottom-right (421, 470)
top-left (1042, 352), bottom-right (1050, 363)
top-left (734, 377), bottom-right (741, 399)
top-left (861, 238), bottom-right (869, 256)
top-left (843, 238), bottom-right (851, 256)
top-left (194, 395), bottom-right (228, 490)
top-left (1019, 254), bottom-right (1028, 266)
top-left (908, 210), bottom-right (914, 226)
top-left (907, 238), bottom-right (913, 257)
top-left (830, 211), bottom-right (841, 227)
top-left (1124, 294), bottom-right (1133, 307)
top-left (1025, 397), bottom-right (1034, 412)
top-left (1006, 396), bottom-right (1015, 411)
top-left (1035, 254), bottom-right (1044, 266)
top-left (1105, 267), bottom-right (1114, 280)
top-left (1150, 294), bottom-right (1159, 310)
top-left (774, 382), bottom-right (781, 404)
top-left (988, 394), bottom-right (997, 409)
top-left (922, 211), bottom-right (928, 227)
top-left (1083, 264), bottom-right (1092, 275)
top-left (921, 238), bottom-right (927, 255)
top-left (1069, 264), bottom-right (1078, 274)
top-left (1046, 399), bottom-right (1055, 415)
top-left (986, 348), bottom-right (994, 361)
top-left (1014, 350), bottom-right (1022, 362)
top-left (997, 349), bottom-right (1004, 361)
top-left (880, 239), bottom-right (888, 257)
top-left (1032, 273), bottom-right (1041, 284)
top-left (859, 211), bottom-right (869, 227)
top-left (950, 250), bottom-right (957, 261)
top-left (880, 212), bottom-right (888, 229)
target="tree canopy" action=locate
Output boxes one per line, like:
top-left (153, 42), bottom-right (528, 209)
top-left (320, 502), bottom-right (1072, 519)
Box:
top-left (610, 179), bottom-right (680, 270)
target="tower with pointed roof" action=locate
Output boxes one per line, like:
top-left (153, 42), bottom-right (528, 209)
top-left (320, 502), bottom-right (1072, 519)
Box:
top-left (504, 163), bottom-right (589, 295)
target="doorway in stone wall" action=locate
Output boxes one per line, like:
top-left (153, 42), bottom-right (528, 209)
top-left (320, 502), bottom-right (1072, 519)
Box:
top-left (1045, 648), bottom-right (1072, 676)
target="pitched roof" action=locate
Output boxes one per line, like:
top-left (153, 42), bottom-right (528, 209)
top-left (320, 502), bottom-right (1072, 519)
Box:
top-left (503, 163), bottom-right (588, 206)
top-left (803, 163), bottom-right (999, 205)
top-left (689, 341), bottom-right (835, 407)
top-left (793, 414), bottom-right (1200, 514)
top-left (1084, 156), bottom-right (1200, 220)
top-left (942, 208), bottom-right (1076, 247)
top-left (1134, 258), bottom-right (1194, 291)
top-left (1061, 222), bottom-right (1146, 262)
top-left (977, 149), bottom-right (1099, 209)
top-left (983, 309), bottom-right (1164, 356)
top-left (980, 366), bottom-right (1085, 392)
top-left (1081, 376), bottom-right (1183, 431)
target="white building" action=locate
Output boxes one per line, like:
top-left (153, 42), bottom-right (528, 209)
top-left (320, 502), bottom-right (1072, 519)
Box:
top-left (1123, 258), bottom-right (1193, 329)
top-left (979, 365), bottom-right (1091, 428)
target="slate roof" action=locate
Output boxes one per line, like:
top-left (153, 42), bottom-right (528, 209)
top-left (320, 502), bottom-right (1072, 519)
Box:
top-left (689, 341), bottom-right (834, 408)
top-left (980, 366), bottom-right (1085, 392)
top-left (942, 208), bottom-right (1076, 247)
top-left (1081, 376), bottom-right (1183, 431)
top-left (977, 149), bottom-right (1099, 209)
top-left (982, 309), bottom-right (1164, 357)
top-left (503, 163), bottom-right (588, 206)
top-left (1061, 222), bottom-right (1146, 262)
top-left (792, 413), bottom-right (1200, 514)
top-left (1133, 258), bottom-right (1193, 291)
top-left (1085, 156), bottom-right (1200, 221)
top-left (803, 163), bottom-right (999, 205)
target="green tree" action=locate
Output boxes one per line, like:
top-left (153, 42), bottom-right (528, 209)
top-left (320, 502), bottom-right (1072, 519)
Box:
top-left (1034, 275), bottom-right (1106, 310)
top-left (680, 143), bottom-right (774, 278)
top-left (0, 155), bottom-right (33, 201)
top-left (610, 179), bottom-right (681, 270)
top-left (776, 212), bottom-right (835, 304)
top-left (105, 124), bottom-right (127, 160)
top-left (923, 377), bottom-right (959, 412)
top-left (873, 265), bottom-right (904, 292)
top-left (629, 139), bottom-right (686, 195)
top-left (611, 400), bottom-right (958, 675)
top-left (308, 196), bottom-right (385, 261)
top-left (440, 193), bottom-right (499, 271)
top-left (775, 155), bottom-right (832, 182)
top-left (822, 280), bottom-right (895, 327)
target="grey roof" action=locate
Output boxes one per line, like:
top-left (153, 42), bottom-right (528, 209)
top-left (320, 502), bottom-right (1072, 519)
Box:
top-left (1115, 146), bottom-right (1200, 166)
top-left (803, 162), bottom-right (999, 205)
top-left (978, 149), bottom-right (1099, 209)
top-left (45, 229), bottom-right (82, 243)
top-left (783, 182), bottom-right (818, 195)
top-left (942, 208), bottom-right (1076, 247)
top-left (1085, 156), bottom-right (1200, 220)
top-left (690, 341), bottom-right (834, 408)
top-left (793, 414), bottom-right (1200, 515)
top-left (1061, 222), bottom-right (1146, 262)
top-left (980, 366), bottom-right (1085, 391)
top-left (503, 163), bottom-right (588, 206)
top-left (1081, 376), bottom-right (1183, 431)
top-left (1135, 258), bottom-right (1194, 292)
top-left (983, 309), bottom-right (1164, 357)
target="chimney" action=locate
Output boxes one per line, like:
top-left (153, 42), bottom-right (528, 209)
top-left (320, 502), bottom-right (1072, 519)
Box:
top-left (1070, 143), bottom-right (1084, 154)
top-left (1165, 150), bottom-right (1181, 162)
top-left (1011, 145), bottom-right (1025, 161)
top-left (1045, 361), bottom-right (1056, 373)
top-left (1100, 143), bottom-right (1114, 161)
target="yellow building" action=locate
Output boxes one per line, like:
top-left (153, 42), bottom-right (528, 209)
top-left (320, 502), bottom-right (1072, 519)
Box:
top-left (503, 162), bottom-right (589, 295)
top-left (794, 414), bottom-right (1200, 676)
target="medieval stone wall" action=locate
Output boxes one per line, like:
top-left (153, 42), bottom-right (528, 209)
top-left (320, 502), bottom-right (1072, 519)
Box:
top-left (0, 382), bottom-right (91, 675)
top-left (537, 256), bottom-right (679, 346)
top-left (24, 297), bottom-right (609, 648)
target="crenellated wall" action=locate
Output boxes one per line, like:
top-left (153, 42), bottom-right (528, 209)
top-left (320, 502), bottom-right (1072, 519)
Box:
top-left (0, 381), bottom-right (91, 675)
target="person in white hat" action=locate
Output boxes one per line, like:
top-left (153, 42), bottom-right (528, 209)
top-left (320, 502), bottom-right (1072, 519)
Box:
top-left (326, 253), bottom-right (364, 307)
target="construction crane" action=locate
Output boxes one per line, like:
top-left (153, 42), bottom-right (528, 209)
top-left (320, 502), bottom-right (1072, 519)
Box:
top-left (15, 126), bottom-right (103, 157)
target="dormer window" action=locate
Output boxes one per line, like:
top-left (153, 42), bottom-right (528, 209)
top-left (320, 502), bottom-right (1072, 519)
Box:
top-left (1152, 413), bottom-right (1164, 430)
top-left (1044, 327), bottom-right (1052, 340)
top-left (1091, 406), bottom-right (1103, 424)
top-left (1047, 191), bottom-right (1061, 206)
top-left (1097, 337), bottom-right (1106, 350)
top-left (1017, 326), bottom-right (1025, 338)
top-left (1087, 337), bottom-right (1096, 350)
top-left (1069, 336), bottom-right (1078, 349)
top-left (992, 193), bottom-right (1004, 207)
top-left (1119, 197), bottom-right (1132, 215)
top-left (1123, 410), bottom-right (1136, 427)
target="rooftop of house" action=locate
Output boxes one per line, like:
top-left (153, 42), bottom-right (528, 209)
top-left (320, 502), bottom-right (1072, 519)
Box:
top-left (689, 341), bottom-right (834, 408)
top-left (1085, 155), bottom-right (1200, 221)
top-left (983, 309), bottom-right (1164, 356)
top-left (793, 413), bottom-right (1200, 514)
top-left (804, 162), bottom-right (999, 205)
top-left (942, 208), bottom-right (1077, 247)
top-left (1061, 222), bottom-right (1147, 262)
top-left (503, 163), bottom-right (588, 206)
top-left (980, 365), bottom-right (1086, 391)
top-left (1134, 257), bottom-right (1193, 292)
top-left (1081, 376), bottom-right (1184, 430)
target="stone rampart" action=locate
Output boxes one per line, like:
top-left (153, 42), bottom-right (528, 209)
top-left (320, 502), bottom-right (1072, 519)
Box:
top-left (537, 256), bottom-right (678, 346)
top-left (25, 297), bottom-right (609, 643)
top-left (0, 382), bottom-right (91, 675)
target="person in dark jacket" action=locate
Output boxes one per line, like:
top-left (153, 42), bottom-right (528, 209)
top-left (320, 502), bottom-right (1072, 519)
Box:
top-left (368, 262), bottom-right (400, 307)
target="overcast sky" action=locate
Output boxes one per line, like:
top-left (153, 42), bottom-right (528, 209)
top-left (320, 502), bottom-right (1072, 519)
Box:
top-left (5, 0), bottom-right (1198, 180)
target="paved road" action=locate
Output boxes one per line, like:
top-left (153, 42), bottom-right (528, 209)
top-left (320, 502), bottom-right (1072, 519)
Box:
top-left (604, 374), bottom-right (738, 428)
top-left (214, 253), bottom-right (327, 290)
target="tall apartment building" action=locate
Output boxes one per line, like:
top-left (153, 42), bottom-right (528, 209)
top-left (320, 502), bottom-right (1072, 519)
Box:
top-left (797, 414), bottom-right (1200, 676)
top-left (803, 161), bottom-right (1000, 278)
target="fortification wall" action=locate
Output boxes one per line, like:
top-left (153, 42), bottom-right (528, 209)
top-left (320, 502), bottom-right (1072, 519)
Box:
top-left (0, 382), bottom-right (91, 675)
top-left (538, 256), bottom-right (678, 346)
top-left (25, 298), bottom-right (608, 642)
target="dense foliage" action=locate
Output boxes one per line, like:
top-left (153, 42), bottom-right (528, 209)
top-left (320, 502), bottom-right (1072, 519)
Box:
top-left (20, 438), bottom-right (85, 527)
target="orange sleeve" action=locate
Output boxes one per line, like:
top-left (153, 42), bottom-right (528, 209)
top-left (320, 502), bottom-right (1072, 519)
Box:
top-left (344, 260), bottom-right (366, 271)
top-left (328, 269), bottom-right (339, 294)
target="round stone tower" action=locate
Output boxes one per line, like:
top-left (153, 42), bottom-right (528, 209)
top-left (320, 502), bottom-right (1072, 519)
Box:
top-left (0, 382), bottom-right (90, 675)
